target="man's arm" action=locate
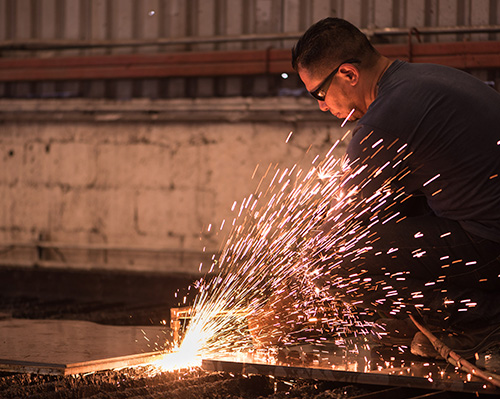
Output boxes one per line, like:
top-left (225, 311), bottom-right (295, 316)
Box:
top-left (320, 125), bottom-right (414, 236)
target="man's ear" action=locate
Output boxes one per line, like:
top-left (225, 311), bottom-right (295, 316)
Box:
top-left (339, 65), bottom-right (359, 86)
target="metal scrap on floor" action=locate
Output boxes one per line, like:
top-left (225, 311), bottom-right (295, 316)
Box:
top-left (201, 341), bottom-right (500, 396)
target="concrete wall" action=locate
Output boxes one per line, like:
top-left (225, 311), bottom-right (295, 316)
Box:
top-left (0, 97), bottom-right (348, 274)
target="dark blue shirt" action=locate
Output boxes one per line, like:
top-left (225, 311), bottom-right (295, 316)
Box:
top-left (346, 60), bottom-right (500, 242)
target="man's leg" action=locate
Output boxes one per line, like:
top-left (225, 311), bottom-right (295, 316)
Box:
top-left (314, 212), bottom-right (500, 330)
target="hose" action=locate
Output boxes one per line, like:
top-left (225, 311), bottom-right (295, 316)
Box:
top-left (408, 314), bottom-right (500, 389)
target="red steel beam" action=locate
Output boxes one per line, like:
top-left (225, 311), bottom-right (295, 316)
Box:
top-left (378, 40), bottom-right (500, 68)
top-left (0, 41), bottom-right (499, 82)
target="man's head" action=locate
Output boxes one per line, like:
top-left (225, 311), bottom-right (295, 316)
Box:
top-left (292, 17), bottom-right (377, 75)
top-left (292, 18), bottom-right (381, 119)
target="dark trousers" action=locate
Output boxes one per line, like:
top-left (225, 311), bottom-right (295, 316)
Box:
top-left (316, 206), bottom-right (500, 331)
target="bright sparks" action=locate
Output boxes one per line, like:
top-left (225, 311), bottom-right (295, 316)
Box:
top-left (143, 130), bottom-right (495, 390)
top-left (149, 142), bottom-right (381, 370)
top-left (341, 108), bottom-right (356, 127)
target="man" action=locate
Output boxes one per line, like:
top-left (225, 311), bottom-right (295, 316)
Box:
top-left (291, 17), bottom-right (500, 360)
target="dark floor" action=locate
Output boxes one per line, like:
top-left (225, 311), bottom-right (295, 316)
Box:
top-left (0, 265), bottom-right (374, 398)
top-left (0, 266), bottom-right (494, 398)
top-left (0, 368), bottom-right (376, 399)
top-left (0, 265), bottom-right (198, 326)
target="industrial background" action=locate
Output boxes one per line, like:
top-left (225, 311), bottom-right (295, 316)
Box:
top-left (1, 0), bottom-right (500, 276)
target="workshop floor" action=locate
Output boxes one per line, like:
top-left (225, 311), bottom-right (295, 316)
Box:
top-left (0, 266), bottom-right (373, 398)
top-left (0, 266), bottom-right (497, 398)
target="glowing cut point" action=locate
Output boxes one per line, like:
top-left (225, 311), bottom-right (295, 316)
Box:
top-left (153, 315), bottom-right (218, 372)
top-left (281, 73), bottom-right (289, 79)
top-left (152, 346), bottom-right (202, 372)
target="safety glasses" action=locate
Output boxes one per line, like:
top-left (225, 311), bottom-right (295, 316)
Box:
top-left (309, 58), bottom-right (360, 101)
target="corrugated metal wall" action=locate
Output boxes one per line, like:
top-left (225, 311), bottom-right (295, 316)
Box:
top-left (1, 0), bottom-right (500, 99)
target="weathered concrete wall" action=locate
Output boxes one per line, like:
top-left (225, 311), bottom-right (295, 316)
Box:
top-left (0, 98), bottom-right (349, 274)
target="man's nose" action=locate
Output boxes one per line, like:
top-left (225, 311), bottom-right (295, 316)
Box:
top-left (318, 101), bottom-right (329, 112)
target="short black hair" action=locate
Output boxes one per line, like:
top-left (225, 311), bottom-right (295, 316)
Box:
top-left (292, 18), bottom-right (378, 73)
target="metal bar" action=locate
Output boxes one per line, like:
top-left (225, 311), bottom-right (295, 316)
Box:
top-left (0, 62), bottom-right (266, 81)
top-left (0, 48), bottom-right (288, 81)
top-left (0, 49), bottom-right (276, 68)
top-left (201, 359), bottom-right (500, 395)
top-left (1, 25), bottom-right (500, 51)
top-left (361, 42), bottom-right (500, 69)
top-left (380, 41), bottom-right (500, 57)
top-left (348, 387), bottom-right (432, 399)
top-left (0, 351), bottom-right (165, 376)
top-left (366, 25), bottom-right (500, 37)
top-left (0, 41), bottom-right (499, 83)
top-left (0, 32), bottom-right (305, 50)
top-left (62, 351), bottom-right (165, 376)
top-left (170, 307), bottom-right (192, 346)
top-left (411, 41), bottom-right (500, 55)
top-left (409, 391), bottom-right (451, 398)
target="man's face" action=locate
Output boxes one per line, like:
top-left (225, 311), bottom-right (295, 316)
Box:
top-left (298, 63), bottom-right (360, 121)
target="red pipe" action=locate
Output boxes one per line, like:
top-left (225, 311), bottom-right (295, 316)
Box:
top-left (0, 41), bottom-right (499, 82)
